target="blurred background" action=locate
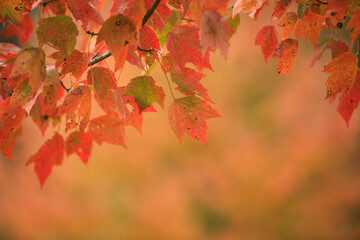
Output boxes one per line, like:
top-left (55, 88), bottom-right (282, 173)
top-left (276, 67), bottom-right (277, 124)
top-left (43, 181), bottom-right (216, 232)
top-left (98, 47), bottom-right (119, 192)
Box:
top-left (1, 1), bottom-right (360, 240)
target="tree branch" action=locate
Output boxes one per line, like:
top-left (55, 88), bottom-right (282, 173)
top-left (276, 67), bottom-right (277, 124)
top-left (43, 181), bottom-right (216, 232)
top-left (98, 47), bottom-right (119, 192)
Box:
top-left (88, 0), bottom-right (162, 67)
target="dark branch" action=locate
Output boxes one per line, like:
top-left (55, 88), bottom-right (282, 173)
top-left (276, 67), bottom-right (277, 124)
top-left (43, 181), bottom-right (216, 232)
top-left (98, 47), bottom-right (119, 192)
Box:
top-left (315, 0), bottom-right (328, 4)
top-left (142, 0), bottom-right (161, 27)
top-left (88, 51), bottom-right (112, 66)
top-left (60, 79), bottom-right (70, 93)
top-left (88, 0), bottom-right (162, 67)
top-left (41, 0), bottom-right (58, 7)
top-left (86, 31), bottom-right (99, 36)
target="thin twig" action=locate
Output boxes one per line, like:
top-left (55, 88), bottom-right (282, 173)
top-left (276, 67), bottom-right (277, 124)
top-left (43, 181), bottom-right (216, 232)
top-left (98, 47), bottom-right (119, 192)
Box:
top-left (60, 79), bottom-right (70, 93)
top-left (41, 0), bottom-right (58, 7)
top-left (88, 0), bottom-right (162, 67)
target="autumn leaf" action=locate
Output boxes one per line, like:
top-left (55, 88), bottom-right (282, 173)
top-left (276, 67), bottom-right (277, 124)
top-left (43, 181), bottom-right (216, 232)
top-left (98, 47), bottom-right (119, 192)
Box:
top-left (9, 47), bottom-right (46, 96)
top-left (30, 93), bottom-right (50, 136)
top-left (322, 52), bottom-right (358, 99)
top-left (1, 14), bottom-right (34, 45)
top-left (171, 66), bottom-right (211, 102)
top-left (145, 0), bottom-right (170, 31)
top-left (347, 7), bottom-right (360, 45)
top-left (65, 131), bottom-right (93, 164)
top-left (272, 38), bottom-right (298, 75)
top-left (67, 0), bottom-right (104, 30)
top-left (294, 11), bottom-right (325, 48)
top-left (87, 67), bottom-right (117, 100)
top-left (200, 10), bottom-right (234, 59)
top-left (255, 25), bottom-right (278, 62)
top-left (166, 24), bottom-right (213, 71)
top-left (278, 12), bottom-right (297, 40)
top-left (125, 75), bottom-right (165, 112)
top-left (0, 127), bottom-right (22, 162)
top-left (43, 0), bottom-right (66, 15)
top-left (0, 0), bottom-right (27, 26)
top-left (26, 133), bottom-right (64, 188)
top-left (50, 50), bottom-right (88, 80)
top-left (0, 98), bottom-right (25, 157)
top-left (272, 0), bottom-right (292, 19)
top-left (232, 0), bottom-right (266, 19)
top-left (168, 97), bottom-right (221, 145)
top-left (56, 85), bottom-right (91, 133)
top-left (110, 0), bottom-right (146, 30)
top-left (36, 16), bottom-right (79, 55)
top-left (96, 14), bottom-right (137, 70)
top-left (89, 115), bottom-right (127, 147)
top-left (337, 71), bottom-right (360, 127)
top-left (138, 25), bottom-right (160, 55)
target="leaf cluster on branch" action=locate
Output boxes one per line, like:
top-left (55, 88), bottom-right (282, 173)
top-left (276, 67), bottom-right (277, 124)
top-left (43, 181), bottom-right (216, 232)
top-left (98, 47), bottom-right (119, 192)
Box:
top-left (0, 0), bottom-right (359, 187)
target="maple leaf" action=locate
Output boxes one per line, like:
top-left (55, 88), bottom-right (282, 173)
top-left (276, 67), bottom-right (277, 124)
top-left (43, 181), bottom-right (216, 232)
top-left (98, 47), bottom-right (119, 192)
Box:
top-left (0, 0), bottom-right (27, 26)
top-left (0, 98), bottom-right (25, 159)
top-left (168, 97), bottom-right (221, 145)
top-left (43, 0), bottom-right (66, 15)
top-left (203, 0), bottom-right (229, 15)
top-left (56, 85), bottom-right (91, 133)
top-left (26, 133), bottom-right (64, 188)
top-left (139, 25), bottom-right (161, 55)
top-left (36, 16), bottom-right (79, 55)
top-left (166, 24), bottom-right (213, 71)
top-left (337, 71), bottom-right (360, 127)
top-left (272, 0), bottom-right (292, 19)
top-left (96, 87), bottom-right (143, 133)
top-left (200, 10), bottom-right (234, 59)
top-left (347, 7), bottom-right (360, 45)
top-left (144, 0), bottom-right (170, 31)
top-left (294, 11), bottom-right (325, 49)
top-left (309, 39), bottom-right (349, 68)
top-left (96, 14), bottom-right (137, 70)
top-left (125, 75), bottom-right (165, 112)
top-left (278, 12), bottom-right (297, 40)
top-left (89, 115), bottom-right (127, 147)
top-left (255, 25), bottom-right (278, 62)
top-left (272, 38), bottom-right (298, 75)
top-left (1, 14), bottom-right (34, 45)
top-left (232, 0), bottom-right (266, 19)
top-left (9, 47), bottom-right (46, 96)
top-left (87, 67), bottom-right (117, 100)
top-left (67, 0), bottom-right (104, 30)
top-left (50, 50), bottom-right (88, 80)
top-left (322, 52), bottom-right (358, 99)
top-left (0, 127), bottom-right (22, 162)
top-left (30, 93), bottom-right (51, 136)
top-left (170, 66), bottom-right (211, 102)
top-left (65, 131), bottom-right (93, 164)
top-left (110, 0), bottom-right (146, 31)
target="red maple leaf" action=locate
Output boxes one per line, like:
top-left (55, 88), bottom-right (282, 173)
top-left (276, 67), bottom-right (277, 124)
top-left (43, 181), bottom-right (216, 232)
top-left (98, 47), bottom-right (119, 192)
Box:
top-left (26, 133), bottom-right (64, 188)
top-left (168, 96), bottom-right (221, 145)
top-left (255, 25), bottom-right (278, 62)
top-left (65, 131), bottom-right (93, 164)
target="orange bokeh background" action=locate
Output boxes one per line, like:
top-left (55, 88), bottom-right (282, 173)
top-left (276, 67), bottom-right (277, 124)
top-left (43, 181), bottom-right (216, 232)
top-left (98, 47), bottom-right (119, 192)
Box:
top-left (1, 2), bottom-right (360, 239)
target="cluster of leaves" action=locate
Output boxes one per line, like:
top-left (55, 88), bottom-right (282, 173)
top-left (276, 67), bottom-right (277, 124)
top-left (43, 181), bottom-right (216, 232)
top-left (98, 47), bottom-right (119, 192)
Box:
top-left (0, 0), bottom-right (359, 187)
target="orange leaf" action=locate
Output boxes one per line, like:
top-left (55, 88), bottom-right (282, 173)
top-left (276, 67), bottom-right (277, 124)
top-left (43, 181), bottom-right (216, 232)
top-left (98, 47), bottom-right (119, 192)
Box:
top-left (272, 0), bottom-right (292, 19)
top-left (272, 38), bottom-right (298, 75)
top-left (322, 52), bottom-right (358, 99)
top-left (278, 12), bottom-right (297, 40)
top-left (347, 8), bottom-right (360, 45)
top-left (294, 11), bottom-right (325, 48)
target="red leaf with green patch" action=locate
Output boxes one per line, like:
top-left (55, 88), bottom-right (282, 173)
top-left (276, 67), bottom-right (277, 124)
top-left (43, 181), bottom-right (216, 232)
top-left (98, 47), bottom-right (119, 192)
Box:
top-left (36, 16), bottom-right (78, 55)
top-left (125, 75), bottom-right (165, 112)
